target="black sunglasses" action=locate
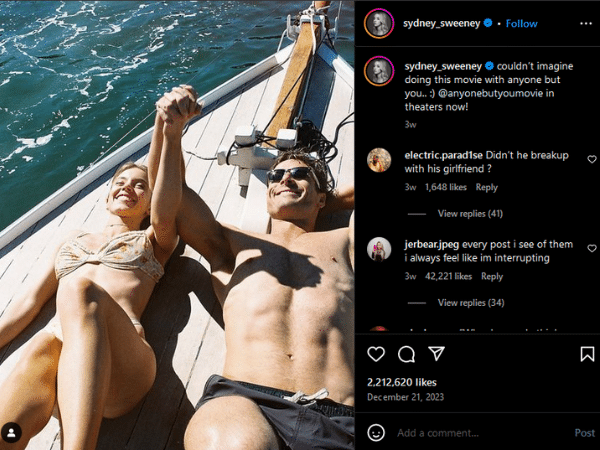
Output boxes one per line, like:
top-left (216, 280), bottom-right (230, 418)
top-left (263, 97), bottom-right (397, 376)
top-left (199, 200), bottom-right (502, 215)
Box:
top-left (266, 167), bottom-right (321, 190)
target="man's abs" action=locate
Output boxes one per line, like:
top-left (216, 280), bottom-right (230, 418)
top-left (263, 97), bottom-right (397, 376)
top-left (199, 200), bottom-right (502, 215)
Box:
top-left (221, 279), bottom-right (354, 406)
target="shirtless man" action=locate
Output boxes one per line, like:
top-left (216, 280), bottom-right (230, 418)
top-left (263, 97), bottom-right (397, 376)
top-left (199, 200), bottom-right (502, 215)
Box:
top-left (151, 86), bottom-right (354, 450)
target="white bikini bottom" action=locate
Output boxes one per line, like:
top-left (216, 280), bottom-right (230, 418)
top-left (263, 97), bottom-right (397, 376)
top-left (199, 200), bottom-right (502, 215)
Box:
top-left (43, 317), bottom-right (143, 342)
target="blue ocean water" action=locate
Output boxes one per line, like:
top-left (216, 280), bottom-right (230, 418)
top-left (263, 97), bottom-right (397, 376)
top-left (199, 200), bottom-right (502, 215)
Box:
top-left (0, 1), bottom-right (354, 231)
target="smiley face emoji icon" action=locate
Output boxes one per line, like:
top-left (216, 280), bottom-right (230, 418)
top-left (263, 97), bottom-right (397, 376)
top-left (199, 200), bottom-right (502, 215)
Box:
top-left (367, 424), bottom-right (385, 442)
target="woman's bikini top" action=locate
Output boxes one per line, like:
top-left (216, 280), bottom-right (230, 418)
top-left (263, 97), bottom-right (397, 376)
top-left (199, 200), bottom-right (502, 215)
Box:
top-left (55, 230), bottom-right (164, 283)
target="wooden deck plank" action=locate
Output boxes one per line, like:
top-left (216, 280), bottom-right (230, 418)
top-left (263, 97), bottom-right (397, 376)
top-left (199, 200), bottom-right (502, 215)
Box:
top-left (178, 111), bottom-right (219, 268)
top-left (182, 112), bottom-right (217, 195)
top-left (253, 60), bottom-right (289, 133)
top-left (0, 243), bottom-right (20, 282)
top-left (228, 60), bottom-right (292, 231)
top-left (331, 89), bottom-right (355, 187)
top-left (163, 318), bottom-right (225, 450)
top-left (188, 95), bottom-right (241, 212)
top-left (320, 71), bottom-right (354, 175)
top-left (26, 425), bottom-right (60, 450)
top-left (193, 79), bottom-right (270, 224)
top-left (207, 70), bottom-right (280, 226)
top-left (238, 170), bottom-right (270, 233)
top-left (181, 112), bottom-right (212, 160)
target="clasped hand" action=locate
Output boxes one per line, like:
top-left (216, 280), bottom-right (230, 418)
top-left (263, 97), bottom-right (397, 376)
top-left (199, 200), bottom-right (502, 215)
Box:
top-left (155, 85), bottom-right (203, 137)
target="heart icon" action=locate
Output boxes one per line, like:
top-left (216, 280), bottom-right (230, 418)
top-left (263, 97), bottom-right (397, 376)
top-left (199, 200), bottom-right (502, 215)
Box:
top-left (588, 155), bottom-right (597, 164)
top-left (588, 244), bottom-right (597, 253)
top-left (367, 346), bottom-right (386, 362)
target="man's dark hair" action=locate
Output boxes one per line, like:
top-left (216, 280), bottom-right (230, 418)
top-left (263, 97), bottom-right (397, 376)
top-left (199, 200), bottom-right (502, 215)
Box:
top-left (271, 149), bottom-right (330, 194)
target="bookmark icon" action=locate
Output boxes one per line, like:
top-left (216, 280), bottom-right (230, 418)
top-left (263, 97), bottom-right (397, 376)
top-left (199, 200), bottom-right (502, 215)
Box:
top-left (581, 346), bottom-right (595, 362)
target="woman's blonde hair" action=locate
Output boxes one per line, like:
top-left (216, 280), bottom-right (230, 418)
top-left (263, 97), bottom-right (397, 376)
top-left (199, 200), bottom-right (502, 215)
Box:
top-left (111, 161), bottom-right (149, 185)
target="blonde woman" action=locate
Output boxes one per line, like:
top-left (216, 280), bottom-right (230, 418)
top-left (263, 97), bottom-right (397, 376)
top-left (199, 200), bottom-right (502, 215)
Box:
top-left (372, 241), bottom-right (386, 262)
top-left (371, 12), bottom-right (390, 36)
top-left (372, 60), bottom-right (390, 84)
top-left (0, 86), bottom-right (199, 450)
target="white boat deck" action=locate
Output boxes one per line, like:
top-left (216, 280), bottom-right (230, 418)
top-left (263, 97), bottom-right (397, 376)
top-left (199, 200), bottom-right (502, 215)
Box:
top-left (0, 42), bottom-right (353, 450)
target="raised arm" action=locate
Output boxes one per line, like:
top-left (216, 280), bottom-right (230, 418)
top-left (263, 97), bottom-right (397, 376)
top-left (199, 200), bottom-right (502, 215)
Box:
top-left (330, 184), bottom-right (354, 271)
top-left (321, 183), bottom-right (354, 217)
top-left (148, 86), bottom-right (233, 270)
top-left (150, 86), bottom-right (201, 255)
top-left (147, 86), bottom-right (191, 190)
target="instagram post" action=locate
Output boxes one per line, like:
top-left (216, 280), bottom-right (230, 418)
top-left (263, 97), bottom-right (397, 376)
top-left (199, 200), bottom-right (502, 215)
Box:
top-left (1, 1), bottom-right (598, 448)
top-left (0, 2), bottom-right (354, 449)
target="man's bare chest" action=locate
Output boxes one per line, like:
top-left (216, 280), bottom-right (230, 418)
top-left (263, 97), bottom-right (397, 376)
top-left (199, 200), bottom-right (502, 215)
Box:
top-left (228, 231), bottom-right (352, 292)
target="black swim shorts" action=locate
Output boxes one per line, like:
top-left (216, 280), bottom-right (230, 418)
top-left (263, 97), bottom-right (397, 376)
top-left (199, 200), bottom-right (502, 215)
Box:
top-left (196, 374), bottom-right (355, 450)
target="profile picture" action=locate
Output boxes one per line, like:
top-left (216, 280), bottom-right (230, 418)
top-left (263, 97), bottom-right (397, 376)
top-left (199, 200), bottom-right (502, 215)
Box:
top-left (364, 56), bottom-right (394, 86)
top-left (367, 148), bottom-right (391, 173)
top-left (368, 237), bottom-right (391, 262)
top-left (364, 8), bottom-right (394, 39)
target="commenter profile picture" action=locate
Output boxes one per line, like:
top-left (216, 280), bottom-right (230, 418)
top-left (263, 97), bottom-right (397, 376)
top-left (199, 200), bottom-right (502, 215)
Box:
top-left (368, 237), bottom-right (391, 262)
top-left (364, 56), bottom-right (394, 86)
top-left (368, 148), bottom-right (391, 173)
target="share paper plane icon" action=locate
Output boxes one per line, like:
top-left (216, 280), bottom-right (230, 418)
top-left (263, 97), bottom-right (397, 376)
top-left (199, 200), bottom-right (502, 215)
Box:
top-left (428, 346), bottom-right (445, 361)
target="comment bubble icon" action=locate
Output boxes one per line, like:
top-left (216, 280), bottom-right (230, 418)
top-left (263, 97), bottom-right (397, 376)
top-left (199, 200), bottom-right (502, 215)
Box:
top-left (398, 345), bottom-right (416, 363)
